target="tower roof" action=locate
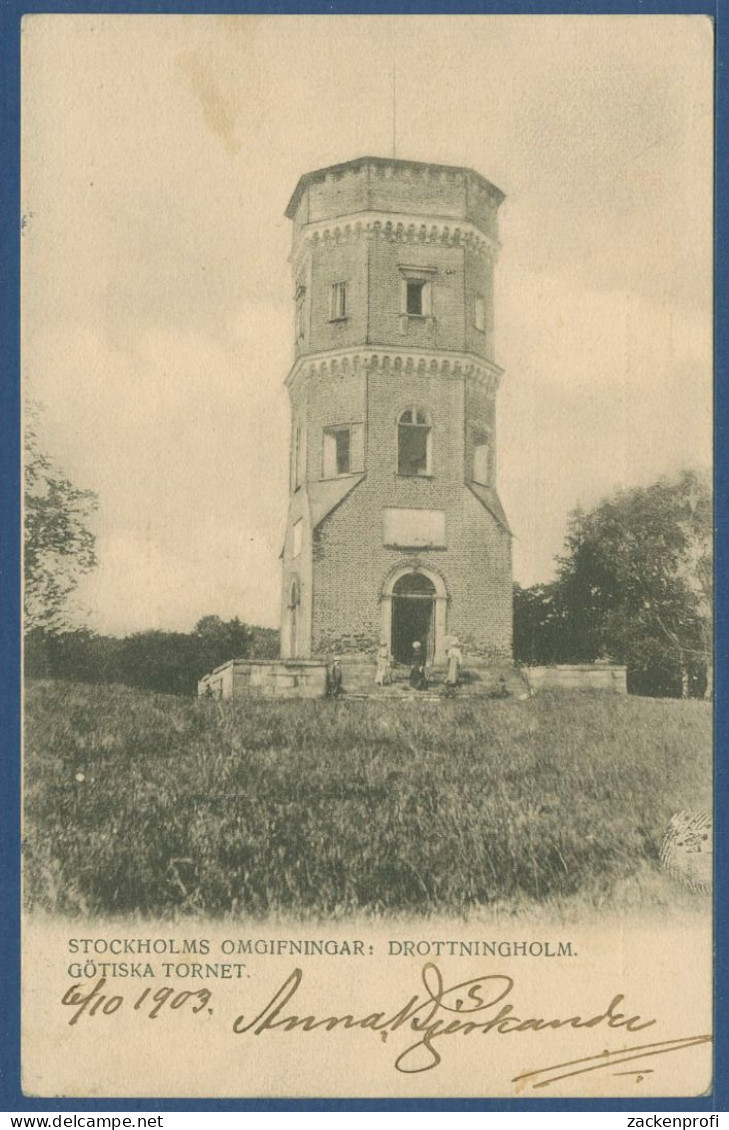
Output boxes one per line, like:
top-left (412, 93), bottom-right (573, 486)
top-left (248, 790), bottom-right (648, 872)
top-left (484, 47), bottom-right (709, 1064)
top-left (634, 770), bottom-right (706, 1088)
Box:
top-left (285, 156), bottom-right (505, 220)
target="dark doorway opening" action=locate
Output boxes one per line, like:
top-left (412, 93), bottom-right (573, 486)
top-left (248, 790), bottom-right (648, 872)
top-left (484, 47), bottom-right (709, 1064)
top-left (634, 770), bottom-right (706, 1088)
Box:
top-left (391, 573), bottom-right (435, 664)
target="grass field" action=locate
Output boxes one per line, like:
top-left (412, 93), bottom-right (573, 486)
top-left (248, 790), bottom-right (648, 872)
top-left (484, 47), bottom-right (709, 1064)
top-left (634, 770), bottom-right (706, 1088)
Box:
top-left (23, 679), bottom-right (712, 920)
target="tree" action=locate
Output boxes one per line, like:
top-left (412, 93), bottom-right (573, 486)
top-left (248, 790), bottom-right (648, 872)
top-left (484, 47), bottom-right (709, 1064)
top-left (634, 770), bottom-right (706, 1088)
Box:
top-left (114, 617), bottom-right (253, 697)
top-left (555, 470), bottom-right (712, 695)
top-left (193, 615), bottom-right (253, 674)
top-left (24, 421), bottom-right (98, 631)
top-left (23, 617), bottom-right (267, 695)
top-left (513, 582), bottom-right (572, 665)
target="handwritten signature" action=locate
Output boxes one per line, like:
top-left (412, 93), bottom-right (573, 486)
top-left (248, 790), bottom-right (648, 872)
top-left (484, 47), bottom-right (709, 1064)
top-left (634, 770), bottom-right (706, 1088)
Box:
top-left (232, 962), bottom-right (666, 1074)
top-left (61, 964), bottom-right (712, 1084)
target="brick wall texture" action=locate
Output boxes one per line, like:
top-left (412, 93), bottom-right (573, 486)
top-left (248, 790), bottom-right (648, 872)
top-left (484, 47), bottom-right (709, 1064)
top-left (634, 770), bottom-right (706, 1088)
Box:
top-left (280, 158), bottom-right (512, 664)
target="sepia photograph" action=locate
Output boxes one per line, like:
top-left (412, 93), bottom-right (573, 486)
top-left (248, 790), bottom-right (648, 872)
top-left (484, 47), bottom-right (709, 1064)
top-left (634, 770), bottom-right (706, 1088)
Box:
top-left (20, 13), bottom-right (713, 1099)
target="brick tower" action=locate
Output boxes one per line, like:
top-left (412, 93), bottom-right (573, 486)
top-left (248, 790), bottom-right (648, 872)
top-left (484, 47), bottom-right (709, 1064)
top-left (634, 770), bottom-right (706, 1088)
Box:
top-left (280, 157), bottom-right (512, 667)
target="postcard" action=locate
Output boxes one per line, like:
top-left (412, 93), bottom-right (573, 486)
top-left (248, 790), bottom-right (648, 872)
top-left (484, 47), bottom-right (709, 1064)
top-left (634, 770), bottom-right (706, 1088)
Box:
top-left (20, 13), bottom-right (714, 1099)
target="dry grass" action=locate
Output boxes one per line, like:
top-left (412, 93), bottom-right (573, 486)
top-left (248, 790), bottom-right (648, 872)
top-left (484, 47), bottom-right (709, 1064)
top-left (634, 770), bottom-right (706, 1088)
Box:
top-left (23, 680), bottom-right (712, 919)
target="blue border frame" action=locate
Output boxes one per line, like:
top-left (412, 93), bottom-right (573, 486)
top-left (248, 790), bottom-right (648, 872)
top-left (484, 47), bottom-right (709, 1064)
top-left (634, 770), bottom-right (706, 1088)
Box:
top-left (1, 0), bottom-right (724, 1112)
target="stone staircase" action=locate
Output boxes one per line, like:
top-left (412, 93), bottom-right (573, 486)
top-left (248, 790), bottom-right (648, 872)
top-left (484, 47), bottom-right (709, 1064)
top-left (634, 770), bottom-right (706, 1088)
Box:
top-left (339, 659), bottom-right (529, 699)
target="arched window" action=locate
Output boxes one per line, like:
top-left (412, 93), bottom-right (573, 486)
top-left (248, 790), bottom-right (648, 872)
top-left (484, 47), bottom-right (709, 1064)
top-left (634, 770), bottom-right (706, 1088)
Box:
top-left (398, 407), bottom-right (432, 476)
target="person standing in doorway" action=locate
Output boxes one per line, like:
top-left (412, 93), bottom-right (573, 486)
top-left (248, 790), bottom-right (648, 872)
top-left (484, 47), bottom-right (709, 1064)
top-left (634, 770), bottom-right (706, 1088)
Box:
top-left (409, 641), bottom-right (428, 690)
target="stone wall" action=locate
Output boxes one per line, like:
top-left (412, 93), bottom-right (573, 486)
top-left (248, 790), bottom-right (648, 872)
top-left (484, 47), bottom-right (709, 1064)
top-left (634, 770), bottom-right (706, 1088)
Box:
top-left (304, 357), bottom-right (511, 661)
top-left (198, 659), bottom-right (328, 700)
top-left (523, 665), bottom-right (628, 694)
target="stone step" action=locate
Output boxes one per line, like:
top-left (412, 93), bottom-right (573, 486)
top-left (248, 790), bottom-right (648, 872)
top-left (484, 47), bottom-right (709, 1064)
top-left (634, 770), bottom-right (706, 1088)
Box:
top-left (338, 661), bottom-right (529, 698)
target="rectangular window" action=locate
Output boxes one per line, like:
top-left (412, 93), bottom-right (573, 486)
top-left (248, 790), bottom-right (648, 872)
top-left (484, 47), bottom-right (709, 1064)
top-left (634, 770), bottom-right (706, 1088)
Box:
top-left (295, 288), bottom-right (306, 343)
top-left (474, 295), bottom-right (486, 332)
top-left (293, 422), bottom-right (306, 490)
top-left (292, 519), bottom-right (303, 558)
top-left (472, 430), bottom-right (489, 484)
top-left (292, 425), bottom-right (300, 490)
top-left (335, 428), bottom-right (350, 474)
top-left (322, 423), bottom-right (364, 478)
top-left (406, 280), bottom-right (425, 316)
top-left (399, 267), bottom-right (435, 318)
top-left (330, 281), bottom-right (347, 320)
top-left (323, 426), bottom-right (350, 476)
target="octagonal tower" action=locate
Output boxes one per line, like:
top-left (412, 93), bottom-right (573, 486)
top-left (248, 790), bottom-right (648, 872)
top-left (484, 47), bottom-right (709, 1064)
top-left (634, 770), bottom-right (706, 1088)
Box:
top-left (280, 157), bottom-right (512, 666)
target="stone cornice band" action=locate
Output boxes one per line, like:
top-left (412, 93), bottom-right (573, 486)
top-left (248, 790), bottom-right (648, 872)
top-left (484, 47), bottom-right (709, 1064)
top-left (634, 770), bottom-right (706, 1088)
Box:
top-left (286, 349), bottom-right (503, 395)
top-left (292, 214), bottom-right (499, 274)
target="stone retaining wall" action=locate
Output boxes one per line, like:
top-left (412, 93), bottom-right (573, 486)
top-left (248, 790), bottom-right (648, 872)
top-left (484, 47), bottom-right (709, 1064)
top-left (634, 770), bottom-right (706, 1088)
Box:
top-left (198, 659), bottom-right (328, 700)
top-left (523, 665), bottom-right (627, 694)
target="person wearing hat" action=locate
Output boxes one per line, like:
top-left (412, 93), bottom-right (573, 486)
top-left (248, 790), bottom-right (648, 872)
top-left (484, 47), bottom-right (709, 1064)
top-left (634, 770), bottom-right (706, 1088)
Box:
top-left (326, 654), bottom-right (344, 697)
top-left (409, 641), bottom-right (428, 690)
top-left (375, 639), bottom-right (392, 687)
top-left (445, 637), bottom-right (463, 695)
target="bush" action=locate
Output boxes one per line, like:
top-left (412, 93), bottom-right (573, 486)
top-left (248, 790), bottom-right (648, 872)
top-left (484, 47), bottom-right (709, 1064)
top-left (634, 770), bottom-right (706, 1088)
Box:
top-left (24, 618), bottom-right (279, 697)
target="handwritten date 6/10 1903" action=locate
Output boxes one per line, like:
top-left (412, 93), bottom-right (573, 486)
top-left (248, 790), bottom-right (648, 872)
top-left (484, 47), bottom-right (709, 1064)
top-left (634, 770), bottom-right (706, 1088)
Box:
top-left (60, 965), bottom-right (711, 1086)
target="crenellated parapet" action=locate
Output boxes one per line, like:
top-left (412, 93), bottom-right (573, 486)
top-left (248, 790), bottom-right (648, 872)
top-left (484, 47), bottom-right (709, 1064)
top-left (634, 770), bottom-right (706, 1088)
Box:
top-left (286, 156), bottom-right (502, 239)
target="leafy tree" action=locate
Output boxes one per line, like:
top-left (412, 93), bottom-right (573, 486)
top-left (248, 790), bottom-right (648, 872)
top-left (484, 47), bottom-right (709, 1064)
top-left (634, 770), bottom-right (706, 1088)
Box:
top-left (193, 615), bottom-right (253, 675)
top-left (247, 624), bottom-right (280, 660)
top-left (24, 422), bottom-right (97, 631)
top-left (555, 470), bottom-right (712, 695)
top-left (24, 616), bottom-right (274, 694)
top-left (24, 627), bottom-right (124, 683)
top-left (115, 630), bottom-right (203, 696)
top-left (513, 582), bottom-right (571, 665)
top-left (113, 619), bottom-right (253, 697)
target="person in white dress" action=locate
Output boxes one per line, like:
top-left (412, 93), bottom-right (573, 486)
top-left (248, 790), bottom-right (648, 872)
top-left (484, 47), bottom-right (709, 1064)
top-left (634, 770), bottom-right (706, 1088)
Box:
top-left (375, 640), bottom-right (392, 686)
top-left (445, 638), bottom-right (463, 693)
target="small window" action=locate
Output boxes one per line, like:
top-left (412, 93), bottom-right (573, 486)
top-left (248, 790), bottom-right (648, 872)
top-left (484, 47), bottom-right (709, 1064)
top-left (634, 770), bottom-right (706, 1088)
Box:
top-left (323, 426), bottom-right (350, 476)
top-left (472, 430), bottom-right (489, 485)
top-left (399, 268), bottom-right (434, 318)
top-left (330, 281), bottom-right (347, 320)
top-left (295, 285), bottom-right (306, 343)
top-left (474, 295), bottom-right (485, 332)
top-left (293, 422), bottom-right (306, 490)
top-left (398, 407), bottom-right (432, 476)
top-left (322, 423), bottom-right (364, 478)
top-left (292, 425), bottom-right (300, 490)
top-left (406, 280), bottom-right (425, 315)
top-left (292, 520), bottom-right (303, 558)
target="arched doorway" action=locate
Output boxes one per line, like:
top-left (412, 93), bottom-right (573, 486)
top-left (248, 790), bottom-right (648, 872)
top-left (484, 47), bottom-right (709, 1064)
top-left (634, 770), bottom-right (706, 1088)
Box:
top-left (391, 572), bottom-right (436, 663)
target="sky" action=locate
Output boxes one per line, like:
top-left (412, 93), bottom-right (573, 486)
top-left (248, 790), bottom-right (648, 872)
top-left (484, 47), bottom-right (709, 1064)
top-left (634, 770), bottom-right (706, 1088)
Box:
top-left (22, 14), bottom-right (713, 635)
